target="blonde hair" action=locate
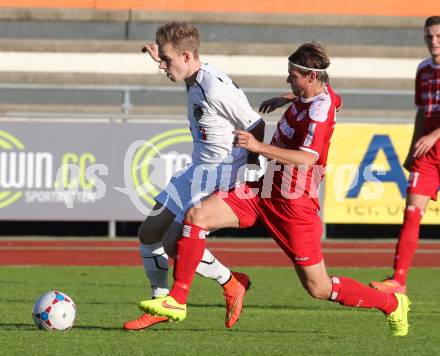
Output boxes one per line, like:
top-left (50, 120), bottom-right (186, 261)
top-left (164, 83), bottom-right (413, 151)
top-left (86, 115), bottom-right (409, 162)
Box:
top-left (156, 22), bottom-right (200, 58)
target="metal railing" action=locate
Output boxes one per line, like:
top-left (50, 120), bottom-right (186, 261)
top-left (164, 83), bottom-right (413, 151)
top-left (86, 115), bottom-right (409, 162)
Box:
top-left (0, 83), bottom-right (414, 116)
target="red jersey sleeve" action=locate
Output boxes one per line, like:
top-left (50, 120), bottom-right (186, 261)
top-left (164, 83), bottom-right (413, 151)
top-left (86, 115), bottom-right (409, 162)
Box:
top-left (298, 95), bottom-right (334, 160)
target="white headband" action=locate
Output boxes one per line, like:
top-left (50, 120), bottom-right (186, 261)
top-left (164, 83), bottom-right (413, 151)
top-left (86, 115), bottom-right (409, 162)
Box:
top-left (289, 61), bottom-right (328, 72)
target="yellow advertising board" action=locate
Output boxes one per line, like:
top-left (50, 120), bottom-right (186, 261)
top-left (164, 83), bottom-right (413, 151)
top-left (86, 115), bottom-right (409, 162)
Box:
top-left (324, 123), bottom-right (440, 224)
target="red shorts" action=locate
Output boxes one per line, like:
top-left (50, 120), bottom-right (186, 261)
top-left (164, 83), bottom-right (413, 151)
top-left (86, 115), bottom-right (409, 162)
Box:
top-left (216, 182), bottom-right (323, 266)
top-left (407, 140), bottom-right (440, 201)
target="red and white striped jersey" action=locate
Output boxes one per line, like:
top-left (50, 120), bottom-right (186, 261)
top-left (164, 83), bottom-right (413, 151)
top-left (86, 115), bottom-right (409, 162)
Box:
top-left (415, 58), bottom-right (440, 133)
top-left (271, 84), bottom-right (340, 167)
top-left (267, 85), bottom-right (340, 210)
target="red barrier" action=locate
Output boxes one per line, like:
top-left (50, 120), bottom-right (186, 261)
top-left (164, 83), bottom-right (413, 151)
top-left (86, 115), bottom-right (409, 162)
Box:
top-left (1, 239), bottom-right (439, 267)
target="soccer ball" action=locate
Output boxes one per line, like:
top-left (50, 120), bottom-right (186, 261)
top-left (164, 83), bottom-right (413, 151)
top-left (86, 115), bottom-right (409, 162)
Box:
top-left (32, 291), bottom-right (76, 331)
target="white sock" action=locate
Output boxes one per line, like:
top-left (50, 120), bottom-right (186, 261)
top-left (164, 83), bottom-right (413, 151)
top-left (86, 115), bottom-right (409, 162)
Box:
top-left (196, 249), bottom-right (231, 286)
top-left (139, 242), bottom-right (169, 298)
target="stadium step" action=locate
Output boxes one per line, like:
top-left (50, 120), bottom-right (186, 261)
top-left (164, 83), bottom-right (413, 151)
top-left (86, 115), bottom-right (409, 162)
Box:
top-left (0, 8), bottom-right (426, 119)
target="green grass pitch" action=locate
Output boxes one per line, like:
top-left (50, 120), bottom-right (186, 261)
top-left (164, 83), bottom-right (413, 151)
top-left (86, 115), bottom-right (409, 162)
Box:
top-left (0, 266), bottom-right (439, 355)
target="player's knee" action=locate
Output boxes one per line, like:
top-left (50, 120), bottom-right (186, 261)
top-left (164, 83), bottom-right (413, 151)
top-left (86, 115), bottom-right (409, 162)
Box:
top-left (137, 222), bottom-right (147, 243)
top-left (184, 206), bottom-right (208, 229)
top-left (137, 219), bottom-right (164, 245)
top-left (162, 238), bottom-right (176, 257)
top-left (162, 224), bottom-right (180, 257)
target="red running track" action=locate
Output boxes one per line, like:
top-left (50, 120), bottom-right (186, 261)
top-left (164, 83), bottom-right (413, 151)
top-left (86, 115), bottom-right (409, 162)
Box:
top-left (0, 239), bottom-right (439, 267)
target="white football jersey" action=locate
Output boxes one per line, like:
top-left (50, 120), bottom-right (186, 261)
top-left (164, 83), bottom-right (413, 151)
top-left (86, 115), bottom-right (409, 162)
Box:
top-left (187, 63), bottom-right (262, 165)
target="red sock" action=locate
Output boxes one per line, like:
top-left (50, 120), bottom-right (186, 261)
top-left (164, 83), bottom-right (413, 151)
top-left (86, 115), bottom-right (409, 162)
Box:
top-left (169, 221), bottom-right (206, 305)
top-left (330, 276), bottom-right (398, 315)
top-left (393, 206), bottom-right (423, 285)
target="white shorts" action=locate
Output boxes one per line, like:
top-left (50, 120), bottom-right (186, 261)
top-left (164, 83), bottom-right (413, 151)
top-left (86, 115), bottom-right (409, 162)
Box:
top-left (155, 162), bottom-right (246, 223)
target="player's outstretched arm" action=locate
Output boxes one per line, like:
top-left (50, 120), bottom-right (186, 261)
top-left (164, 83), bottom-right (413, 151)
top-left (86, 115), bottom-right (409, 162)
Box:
top-left (413, 126), bottom-right (440, 158)
top-left (234, 130), bottom-right (317, 167)
top-left (259, 93), bottom-right (295, 113)
top-left (141, 43), bottom-right (161, 63)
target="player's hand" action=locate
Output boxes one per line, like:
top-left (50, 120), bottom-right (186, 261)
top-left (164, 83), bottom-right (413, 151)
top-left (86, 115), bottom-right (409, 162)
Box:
top-left (413, 133), bottom-right (437, 158)
top-left (141, 43), bottom-right (161, 63)
top-left (234, 130), bottom-right (261, 153)
top-left (259, 96), bottom-right (293, 114)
